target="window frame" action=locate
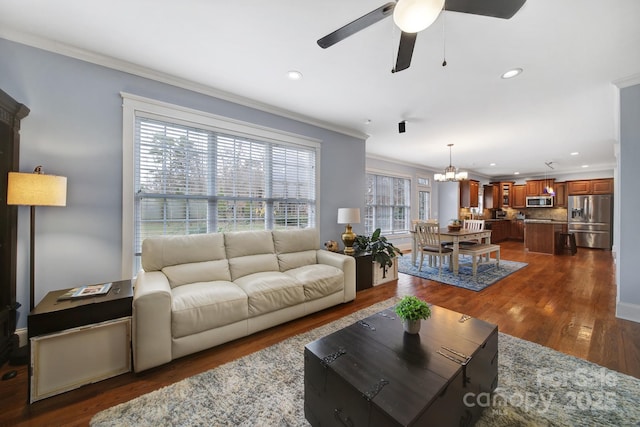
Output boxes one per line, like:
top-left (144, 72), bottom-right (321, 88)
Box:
top-left (364, 169), bottom-right (412, 236)
top-left (121, 93), bottom-right (321, 277)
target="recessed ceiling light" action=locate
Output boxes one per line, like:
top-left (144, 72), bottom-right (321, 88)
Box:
top-left (490, 163), bottom-right (496, 166)
top-left (570, 152), bottom-right (579, 156)
top-left (514, 172), bottom-right (520, 175)
top-left (287, 70), bottom-right (303, 80)
top-left (501, 68), bottom-right (523, 79)
top-left (582, 164), bottom-right (589, 168)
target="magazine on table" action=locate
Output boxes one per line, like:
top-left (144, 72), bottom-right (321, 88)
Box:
top-left (57, 282), bottom-right (112, 300)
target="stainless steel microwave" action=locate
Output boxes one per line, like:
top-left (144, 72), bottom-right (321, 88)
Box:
top-left (526, 196), bottom-right (554, 207)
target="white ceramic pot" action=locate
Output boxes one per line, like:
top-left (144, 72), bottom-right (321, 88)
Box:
top-left (403, 319), bottom-right (421, 334)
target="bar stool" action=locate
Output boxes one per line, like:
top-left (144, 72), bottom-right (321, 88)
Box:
top-left (558, 232), bottom-right (577, 255)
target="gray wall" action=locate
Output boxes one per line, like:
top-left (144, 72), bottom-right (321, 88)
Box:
top-left (618, 83), bottom-right (640, 317)
top-left (0, 38), bottom-right (366, 328)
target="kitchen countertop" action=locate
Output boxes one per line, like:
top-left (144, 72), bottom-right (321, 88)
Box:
top-left (523, 219), bottom-right (568, 224)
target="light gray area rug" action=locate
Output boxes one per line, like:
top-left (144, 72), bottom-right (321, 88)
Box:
top-left (91, 299), bottom-right (640, 426)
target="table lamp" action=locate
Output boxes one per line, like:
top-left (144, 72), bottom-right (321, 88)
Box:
top-left (7, 166), bottom-right (67, 311)
top-left (337, 208), bottom-right (360, 256)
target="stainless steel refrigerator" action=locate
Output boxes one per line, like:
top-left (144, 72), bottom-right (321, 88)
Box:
top-left (567, 194), bottom-right (613, 249)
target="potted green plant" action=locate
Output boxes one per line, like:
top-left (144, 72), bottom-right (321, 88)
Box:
top-left (353, 228), bottom-right (403, 281)
top-left (394, 296), bottom-right (431, 334)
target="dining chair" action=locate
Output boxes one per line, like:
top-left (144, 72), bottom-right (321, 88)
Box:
top-left (459, 219), bottom-right (485, 247)
top-left (415, 222), bottom-right (453, 275)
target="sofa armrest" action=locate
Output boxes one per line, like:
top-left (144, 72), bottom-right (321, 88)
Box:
top-left (316, 250), bottom-right (356, 302)
top-left (132, 271), bottom-right (173, 372)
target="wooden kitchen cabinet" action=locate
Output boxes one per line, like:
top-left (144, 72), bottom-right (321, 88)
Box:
top-left (526, 179), bottom-right (555, 196)
top-left (460, 179), bottom-right (479, 208)
top-left (554, 182), bottom-right (567, 207)
top-left (567, 178), bottom-right (613, 195)
top-left (489, 220), bottom-right (510, 243)
top-left (512, 185), bottom-right (526, 208)
top-left (490, 181), bottom-right (514, 207)
top-left (510, 220), bottom-right (525, 241)
top-left (567, 180), bottom-right (591, 195)
top-left (592, 178), bottom-right (613, 194)
top-left (483, 184), bottom-right (499, 209)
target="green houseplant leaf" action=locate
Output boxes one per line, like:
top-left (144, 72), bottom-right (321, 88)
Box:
top-left (353, 228), bottom-right (403, 278)
top-left (394, 296), bottom-right (431, 321)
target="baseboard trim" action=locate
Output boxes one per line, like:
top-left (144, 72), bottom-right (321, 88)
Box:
top-left (616, 302), bottom-right (640, 323)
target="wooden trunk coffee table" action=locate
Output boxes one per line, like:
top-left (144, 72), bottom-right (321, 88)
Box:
top-left (304, 304), bottom-right (498, 426)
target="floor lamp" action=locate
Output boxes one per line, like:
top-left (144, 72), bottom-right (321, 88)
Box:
top-left (7, 166), bottom-right (67, 311)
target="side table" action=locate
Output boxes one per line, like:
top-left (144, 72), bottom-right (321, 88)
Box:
top-left (27, 279), bottom-right (133, 403)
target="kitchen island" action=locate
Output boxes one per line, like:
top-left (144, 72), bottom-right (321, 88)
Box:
top-left (524, 219), bottom-right (568, 254)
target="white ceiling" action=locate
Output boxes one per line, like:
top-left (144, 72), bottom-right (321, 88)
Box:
top-left (1, 0), bottom-right (639, 178)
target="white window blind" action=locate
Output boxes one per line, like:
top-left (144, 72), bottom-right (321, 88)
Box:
top-left (365, 173), bottom-right (411, 235)
top-left (134, 116), bottom-right (316, 265)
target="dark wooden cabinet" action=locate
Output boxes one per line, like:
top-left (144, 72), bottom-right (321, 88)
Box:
top-left (353, 253), bottom-right (373, 291)
top-left (592, 178), bottom-right (614, 194)
top-left (510, 220), bottom-right (525, 241)
top-left (489, 220), bottom-right (510, 243)
top-left (459, 179), bottom-right (479, 208)
top-left (567, 180), bottom-right (591, 195)
top-left (525, 179), bottom-right (555, 196)
top-left (567, 178), bottom-right (613, 195)
top-left (0, 89), bottom-right (29, 366)
top-left (555, 182), bottom-right (567, 207)
top-left (483, 185), bottom-right (499, 209)
top-left (512, 185), bottom-right (526, 208)
top-left (490, 182), bottom-right (514, 207)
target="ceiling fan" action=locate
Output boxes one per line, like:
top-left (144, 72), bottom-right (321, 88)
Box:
top-left (317, 0), bottom-right (527, 73)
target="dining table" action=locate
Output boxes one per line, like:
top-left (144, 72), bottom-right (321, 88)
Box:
top-left (411, 227), bottom-right (492, 275)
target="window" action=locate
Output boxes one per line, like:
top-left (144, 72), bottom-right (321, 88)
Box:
top-left (417, 175), bottom-right (432, 221)
top-left (122, 94), bottom-right (319, 276)
top-left (364, 173), bottom-right (411, 235)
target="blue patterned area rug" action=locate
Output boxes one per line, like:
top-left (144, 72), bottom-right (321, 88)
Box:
top-left (397, 253), bottom-right (527, 291)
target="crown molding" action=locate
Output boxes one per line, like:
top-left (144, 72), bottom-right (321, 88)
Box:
top-left (614, 73), bottom-right (640, 89)
top-left (0, 30), bottom-right (368, 140)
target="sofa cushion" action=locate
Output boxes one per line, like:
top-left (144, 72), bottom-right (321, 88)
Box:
top-left (171, 281), bottom-right (248, 339)
top-left (234, 271), bottom-right (305, 317)
top-left (224, 230), bottom-right (275, 259)
top-left (228, 254), bottom-right (280, 281)
top-left (142, 233), bottom-right (227, 272)
top-left (285, 264), bottom-right (344, 301)
top-left (277, 250), bottom-right (318, 272)
top-left (162, 260), bottom-right (231, 289)
top-left (272, 228), bottom-right (319, 253)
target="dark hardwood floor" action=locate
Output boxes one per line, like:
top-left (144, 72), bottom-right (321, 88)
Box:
top-left (1, 241), bottom-right (638, 426)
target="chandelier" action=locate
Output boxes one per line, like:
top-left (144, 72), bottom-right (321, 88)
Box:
top-left (434, 144), bottom-right (468, 182)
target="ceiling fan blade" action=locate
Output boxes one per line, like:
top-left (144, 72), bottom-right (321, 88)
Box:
top-left (392, 31), bottom-right (417, 73)
top-left (317, 2), bottom-right (396, 49)
top-left (444, 0), bottom-right (526, 19)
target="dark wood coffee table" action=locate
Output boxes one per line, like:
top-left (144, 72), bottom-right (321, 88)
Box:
top-left (304, 304), bottom-right (498, 426)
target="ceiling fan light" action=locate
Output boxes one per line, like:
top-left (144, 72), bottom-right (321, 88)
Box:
top-left (393, 0), bottom-right (445, 33)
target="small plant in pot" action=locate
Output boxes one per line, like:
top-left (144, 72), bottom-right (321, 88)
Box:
top-left (394, 296), bottom-right (431, 334)
top-left (353, 228), bottom-right (403, 278)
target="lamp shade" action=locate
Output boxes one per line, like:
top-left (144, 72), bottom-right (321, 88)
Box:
top-left (337, 208), bottom-right (360, 224)
top-left (7, 172), bottom-right (67, 207)
top-left (393, 0), bottom-right (445, 33)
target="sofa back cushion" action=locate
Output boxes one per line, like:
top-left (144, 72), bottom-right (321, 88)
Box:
top-left (224, 231), bottom-right (279, 280)
top-left (141, 233), bottom-right (228, 272)
top-left (162, 260), bottom-right (231, 288)
top-left (272, 228), bottom-right (319, 271)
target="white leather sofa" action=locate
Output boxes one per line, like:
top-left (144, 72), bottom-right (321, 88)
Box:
top-left (132, 228), bottom-right (356, 372)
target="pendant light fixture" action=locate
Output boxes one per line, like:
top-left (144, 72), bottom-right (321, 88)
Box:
top-left (434, 144), bottom-right (468, 182)
top-left (543, 161), bottom-right (555, 196)
top-left (393, 0), bottom-right (445, 33)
